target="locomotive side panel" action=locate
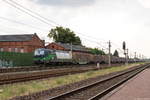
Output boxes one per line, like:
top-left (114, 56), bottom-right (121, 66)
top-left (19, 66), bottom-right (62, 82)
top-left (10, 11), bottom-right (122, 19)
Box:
top-left (55, 51), bottom-right (72, 59)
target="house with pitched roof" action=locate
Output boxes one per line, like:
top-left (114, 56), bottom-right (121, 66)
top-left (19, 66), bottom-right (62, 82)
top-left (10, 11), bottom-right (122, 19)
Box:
top-left (0, 33), bottom-right (44, 53)
top-left (46, 42), bottom-right (90, 53)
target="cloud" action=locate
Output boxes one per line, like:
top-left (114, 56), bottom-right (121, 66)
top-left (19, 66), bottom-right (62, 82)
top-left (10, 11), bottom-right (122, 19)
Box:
top-left (138, 0), bottom-right (150, 8)
top-left (32, 0), bottom-right (96, 7)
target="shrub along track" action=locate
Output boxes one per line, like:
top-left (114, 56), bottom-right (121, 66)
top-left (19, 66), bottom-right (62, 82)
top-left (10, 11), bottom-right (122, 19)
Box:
top-left (0, 64), bottom-right (123, 85)
top-left (9, 63), bottom-right (149, 100)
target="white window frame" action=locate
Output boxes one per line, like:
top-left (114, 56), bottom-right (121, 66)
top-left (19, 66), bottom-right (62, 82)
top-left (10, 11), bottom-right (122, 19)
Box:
top-left (0, 48), bottom-right (4, 52)
top-left (20, 48), bottom-right (24, 53)
top-left (15, 48), bottom-right (18, 52)
top-left (8, 48), bottom-right (12, 52)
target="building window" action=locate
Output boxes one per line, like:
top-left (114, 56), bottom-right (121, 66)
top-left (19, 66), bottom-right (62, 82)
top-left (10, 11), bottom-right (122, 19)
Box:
top-left (12, 48), bottom-right (15, 52)
top-left (20, 48), bottom-right (24, 53)
top-left (0, 48), bottom-right (4, 52)
top-left (9, 48), bottom-right (12, 52)
top-left (15, 48), bottom-right (18, 52)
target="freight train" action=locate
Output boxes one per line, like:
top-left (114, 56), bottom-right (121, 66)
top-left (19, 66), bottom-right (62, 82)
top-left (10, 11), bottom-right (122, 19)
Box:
top-left (34, 48), bottom-right (141, 65)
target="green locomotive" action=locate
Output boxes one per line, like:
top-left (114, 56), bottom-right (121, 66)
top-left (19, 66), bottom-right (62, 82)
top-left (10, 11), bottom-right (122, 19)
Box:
top-left (34, 48), bottom-right (73, 64)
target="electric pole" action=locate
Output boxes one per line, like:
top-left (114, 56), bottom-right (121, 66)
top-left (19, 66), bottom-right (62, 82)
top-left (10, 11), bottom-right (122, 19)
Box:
top-left (123, 41), bottom-right (127, 65)
top-left (126, 49), bottom-right (128, 65)
top-left (108, 40), bottom-right (111, 66)
top-left (134, 52), bottom-right (136, 63)
top-left (134, 52), bottom-right (136, 58)
top-left (70, 42), bottom-right (73, 59)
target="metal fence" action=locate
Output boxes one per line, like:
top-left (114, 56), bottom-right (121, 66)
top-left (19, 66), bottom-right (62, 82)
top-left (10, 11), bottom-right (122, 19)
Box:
top-left (0, 52), bottom-right (33, 67)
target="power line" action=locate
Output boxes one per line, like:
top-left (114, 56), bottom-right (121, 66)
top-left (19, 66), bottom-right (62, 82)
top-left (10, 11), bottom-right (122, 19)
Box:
top-left (111, 42), bottom-right (124, 54)
top-left (114, 42), bottom-right (136, 57)
top-left (111, 42), bottom-right (135, 57)
top-left (9, 0), bottom-right (61, 26)
top-left (0, 16), bottom-right (48, 31)
top-left (80, 34), bottom-right (125, 55)
top-left (0, 1), bottom-right (108, 51)
top-left (108, 40), bottom-right (111, 66)
top-left (3, 0), bottom-right (55, 27)
top-left (3, 0), bottom-right (110, 45)
top-left (0, 29), bottom-right (25, 34)
top-left (78, 33), bottom-right (107, 45)
top-left (2, 0), bottom-right (139, 57)
top-left (76, 32), bottom-right (107, 44)
top-left (0, 24), bottom-right (30, 33)
top-left (80, 36), bottom-right (108, 50)
top-left (5, 0), bottom-right (109, 44)
top-left (0, 17), bottom-right (107, 50)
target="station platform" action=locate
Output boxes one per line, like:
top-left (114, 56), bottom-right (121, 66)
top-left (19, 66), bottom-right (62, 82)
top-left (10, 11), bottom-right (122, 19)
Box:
top-left (104, 68), bottom-right (150, 100)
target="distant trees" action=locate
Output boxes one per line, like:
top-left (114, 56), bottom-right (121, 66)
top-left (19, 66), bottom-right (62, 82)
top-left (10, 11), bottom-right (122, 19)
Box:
top-left (48, 26), bottom-right (82, 45)
top-left (90, 48), bottom-right (105, 55)
top-left (113, 50), bottom-right (119, 57)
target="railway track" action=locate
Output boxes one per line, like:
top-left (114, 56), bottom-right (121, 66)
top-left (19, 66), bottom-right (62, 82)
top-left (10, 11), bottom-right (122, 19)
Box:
top-left (47, 63), bottom-right (149, 100)
top-left (0, 67), bottom-right (98, 85)
top-left (0, 63), bottom-right (123, 73)
top-left (0, 64), bottom-right (125, 85)
top-left (0, 64), bottom-right (99, 73)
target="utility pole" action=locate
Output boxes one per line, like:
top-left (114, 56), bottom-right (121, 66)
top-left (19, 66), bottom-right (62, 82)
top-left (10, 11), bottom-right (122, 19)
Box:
top-left (108, 40), bottom-right (111, 66)
top-left (126, 49), bottom-right (128, 65)
top-left (134, 52), bottom-right (136, 63)
top-left (134, 52), bottom-right (136, 58)
top-left (70, 42), bottom-right (73, 59)
top-left (123, 41), bottom-right (127, 65)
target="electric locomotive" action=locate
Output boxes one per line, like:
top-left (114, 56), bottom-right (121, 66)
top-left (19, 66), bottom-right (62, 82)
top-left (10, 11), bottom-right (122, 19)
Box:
top-left (34, 48), bottom-right (72, 64)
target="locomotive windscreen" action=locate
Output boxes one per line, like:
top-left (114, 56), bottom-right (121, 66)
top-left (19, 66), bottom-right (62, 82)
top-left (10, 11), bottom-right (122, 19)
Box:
top-left (34, 49), bottom-right (45, 56)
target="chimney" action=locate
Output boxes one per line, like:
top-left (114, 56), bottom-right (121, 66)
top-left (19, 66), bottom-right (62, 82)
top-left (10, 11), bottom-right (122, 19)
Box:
top-left (42, 40), bottom-right (45, 47)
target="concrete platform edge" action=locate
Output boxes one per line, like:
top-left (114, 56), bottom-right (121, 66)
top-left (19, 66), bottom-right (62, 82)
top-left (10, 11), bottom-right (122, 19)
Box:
top-left (100, 68), bottom-right (147, 100)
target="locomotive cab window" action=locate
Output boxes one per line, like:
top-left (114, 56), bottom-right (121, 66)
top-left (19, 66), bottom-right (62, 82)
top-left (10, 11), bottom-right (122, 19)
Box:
top-left (34, 49), bottom-right (45, 56)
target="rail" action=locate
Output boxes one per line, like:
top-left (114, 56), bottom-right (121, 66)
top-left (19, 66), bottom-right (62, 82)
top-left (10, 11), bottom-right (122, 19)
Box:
top-left (47, 64), bottom-right (149, 100)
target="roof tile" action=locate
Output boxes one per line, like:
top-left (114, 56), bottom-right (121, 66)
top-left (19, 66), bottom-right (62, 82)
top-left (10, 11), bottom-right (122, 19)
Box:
top-left (0, 34), bottom-right (34, 42)
top-left (55, 42), bottom-right (90, 52)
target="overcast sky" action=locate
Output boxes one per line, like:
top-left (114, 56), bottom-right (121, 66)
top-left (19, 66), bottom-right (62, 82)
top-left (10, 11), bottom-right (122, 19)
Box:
top-left (0, 0), bottom-right (150, 58)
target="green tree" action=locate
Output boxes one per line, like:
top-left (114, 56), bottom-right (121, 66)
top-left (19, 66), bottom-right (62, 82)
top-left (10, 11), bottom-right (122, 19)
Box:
top-left (90, 48), bottom-right (105, 55)
top-left (48, 26), bottom-right (82, 45)
top-left (113, 50), bottom-right (119, 57)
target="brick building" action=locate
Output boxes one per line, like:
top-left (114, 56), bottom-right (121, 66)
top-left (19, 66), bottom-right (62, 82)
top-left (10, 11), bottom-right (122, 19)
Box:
top-left (46, 42), bottom-right (93, 64)
top-left (0, 33), bottom-right (45, 53)
top-left (46, 42), bottom-right (90, 53)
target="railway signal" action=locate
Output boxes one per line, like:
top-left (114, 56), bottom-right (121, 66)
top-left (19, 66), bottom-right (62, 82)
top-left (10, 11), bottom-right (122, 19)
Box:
top-left (123, 41), bottom-right (126, 51)
top-left (122, 41), bottom-right (128, 65)
top-left (126, 49), bottom-right (128, 65)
